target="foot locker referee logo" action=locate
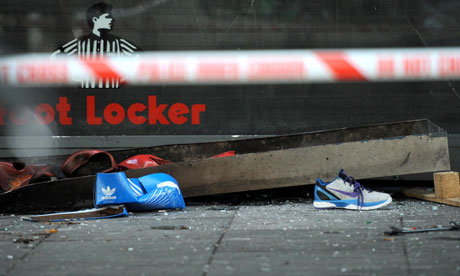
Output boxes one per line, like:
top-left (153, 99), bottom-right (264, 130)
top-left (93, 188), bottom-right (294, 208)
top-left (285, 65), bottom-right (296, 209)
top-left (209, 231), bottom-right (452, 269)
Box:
top-left (51, 2), bottom-right (141, 88)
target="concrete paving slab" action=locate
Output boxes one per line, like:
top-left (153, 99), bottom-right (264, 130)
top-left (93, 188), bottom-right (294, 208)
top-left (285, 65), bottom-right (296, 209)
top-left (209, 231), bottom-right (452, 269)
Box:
top-left (0, 216), bottom-right (62, 275)
top-left (0, 193), bottom-right (459, 276)
top-left (391, 200), bottom-right (460, 276)
top-left (211, 201), bottom-right (407, 276)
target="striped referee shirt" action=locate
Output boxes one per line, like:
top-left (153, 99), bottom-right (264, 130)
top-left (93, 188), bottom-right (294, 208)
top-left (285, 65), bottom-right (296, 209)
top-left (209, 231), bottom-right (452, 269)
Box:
top-left (51, 33), bottom-right (140, 88)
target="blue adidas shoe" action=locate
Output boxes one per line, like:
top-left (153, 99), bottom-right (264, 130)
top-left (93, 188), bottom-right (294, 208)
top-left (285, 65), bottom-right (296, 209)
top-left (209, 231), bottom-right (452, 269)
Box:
top-left (95, 172), bottom-right (185, 211)
top-left (313, 169), bottom-right (392, 210)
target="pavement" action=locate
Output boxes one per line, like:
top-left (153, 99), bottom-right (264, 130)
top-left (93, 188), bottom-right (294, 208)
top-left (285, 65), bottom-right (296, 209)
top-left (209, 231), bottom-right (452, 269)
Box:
top-left (0, 186), bottom-right (459, 276)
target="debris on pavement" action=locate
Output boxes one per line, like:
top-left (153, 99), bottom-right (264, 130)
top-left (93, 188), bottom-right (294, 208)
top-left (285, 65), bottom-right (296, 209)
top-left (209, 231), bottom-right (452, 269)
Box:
top-left (22, 206), bottom-right (128, 222)
top-left (384, 221), bottom-right (460, 236)
top-left (19, 171), bottom-right (186, 222)
top-left (150, 225), bottom-right (190, 230)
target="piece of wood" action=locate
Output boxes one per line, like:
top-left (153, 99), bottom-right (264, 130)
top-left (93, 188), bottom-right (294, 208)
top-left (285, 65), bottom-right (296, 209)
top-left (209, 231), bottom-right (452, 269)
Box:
top-left (401, 188), bottom-right (460, 207)
top-left (433, 171), bottom-right (460, 199)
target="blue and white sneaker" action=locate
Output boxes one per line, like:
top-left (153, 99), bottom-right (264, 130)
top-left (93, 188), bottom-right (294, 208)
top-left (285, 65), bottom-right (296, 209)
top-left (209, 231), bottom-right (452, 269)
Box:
top-left (313, 169), bottom-right (392, 210)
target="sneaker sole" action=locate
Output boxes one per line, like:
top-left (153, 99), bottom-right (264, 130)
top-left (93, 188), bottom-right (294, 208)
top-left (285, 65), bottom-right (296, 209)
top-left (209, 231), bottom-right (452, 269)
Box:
top-left (313, 197), bottom-right (392, 210)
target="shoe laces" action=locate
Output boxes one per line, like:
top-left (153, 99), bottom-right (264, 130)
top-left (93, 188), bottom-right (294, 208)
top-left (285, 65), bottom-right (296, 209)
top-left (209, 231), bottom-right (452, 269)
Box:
top-left (344, 175), bottom-right (372, 209)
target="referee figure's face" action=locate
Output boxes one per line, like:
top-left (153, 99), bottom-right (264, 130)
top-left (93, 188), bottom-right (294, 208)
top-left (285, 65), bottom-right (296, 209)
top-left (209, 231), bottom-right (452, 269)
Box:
top-left (93, 13), bottom-right (113, 32)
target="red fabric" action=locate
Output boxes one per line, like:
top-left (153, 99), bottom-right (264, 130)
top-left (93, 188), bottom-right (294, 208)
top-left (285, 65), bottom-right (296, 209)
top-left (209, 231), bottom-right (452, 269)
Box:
top-left (212, 151), bottom-right (236, 158)
top-left (118, 154), bottom-right (172, 171)
top-left (61, 150), bottom-right (117, 177)
top-left (0, 162), bottom-right (53, 193)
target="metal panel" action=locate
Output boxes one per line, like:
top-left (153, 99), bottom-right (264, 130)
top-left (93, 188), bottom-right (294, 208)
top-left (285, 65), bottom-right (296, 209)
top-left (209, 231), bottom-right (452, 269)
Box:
top-left (127, 134), bottom-right (450, 197)
top-left (0, 120), bottom-right (450, 213)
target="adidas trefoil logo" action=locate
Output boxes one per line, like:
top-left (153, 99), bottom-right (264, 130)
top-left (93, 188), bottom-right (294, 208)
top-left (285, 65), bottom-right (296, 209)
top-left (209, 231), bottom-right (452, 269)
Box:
top-left (101, 186), bottom-right (116, 200)
top-left (102, 186), bottom-right (115, 196)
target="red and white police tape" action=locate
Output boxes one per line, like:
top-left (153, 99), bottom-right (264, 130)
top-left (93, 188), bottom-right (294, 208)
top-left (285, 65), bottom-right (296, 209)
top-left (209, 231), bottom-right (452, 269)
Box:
top-left (2, 48), bottom-right (460, 86)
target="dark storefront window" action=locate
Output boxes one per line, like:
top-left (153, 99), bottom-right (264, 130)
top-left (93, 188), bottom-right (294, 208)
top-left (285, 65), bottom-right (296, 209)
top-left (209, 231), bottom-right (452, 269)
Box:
top-left (1, 1), bottom-right (460, 160)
